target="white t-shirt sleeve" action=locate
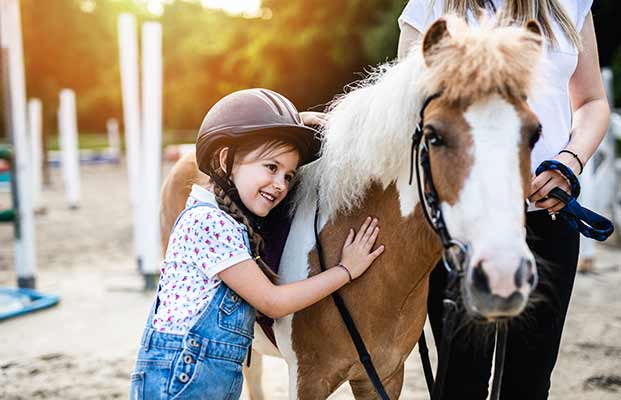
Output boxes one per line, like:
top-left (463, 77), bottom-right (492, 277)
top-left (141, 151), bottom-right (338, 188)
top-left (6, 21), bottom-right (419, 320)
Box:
top-left (398, 0), bottom-right (441, 33)
top-left (575, 0), bottom-right (593, 32)
top-left (188, 209), bottom-right (252, 279)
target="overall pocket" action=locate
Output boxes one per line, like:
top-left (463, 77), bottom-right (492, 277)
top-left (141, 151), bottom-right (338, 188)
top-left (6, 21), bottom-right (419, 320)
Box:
top-left (217, 287), bottom-right (256, 340)
top-left (169, 355), bottom-right (243, 400)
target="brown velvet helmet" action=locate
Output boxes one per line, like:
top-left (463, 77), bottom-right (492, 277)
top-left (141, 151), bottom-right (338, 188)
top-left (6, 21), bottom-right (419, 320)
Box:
top-left (195, 88), bottom-right (322, 176)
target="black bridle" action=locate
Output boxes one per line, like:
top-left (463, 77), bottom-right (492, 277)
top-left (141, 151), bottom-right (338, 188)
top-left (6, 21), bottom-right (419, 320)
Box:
top-left (411, 93), bottom-right (508, 400)
top-left (312, 93), bottom-right (508, 400)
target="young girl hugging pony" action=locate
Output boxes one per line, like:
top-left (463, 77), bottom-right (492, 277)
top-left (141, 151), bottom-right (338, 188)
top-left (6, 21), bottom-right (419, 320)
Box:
top-left (130, 88), bottom-right (385, 400)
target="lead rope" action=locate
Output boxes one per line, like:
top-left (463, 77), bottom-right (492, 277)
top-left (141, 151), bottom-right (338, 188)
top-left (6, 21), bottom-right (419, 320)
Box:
top-left (490, 323), bottom-right (508, 399)
top-left (313, 196), bottom-right (391, 400)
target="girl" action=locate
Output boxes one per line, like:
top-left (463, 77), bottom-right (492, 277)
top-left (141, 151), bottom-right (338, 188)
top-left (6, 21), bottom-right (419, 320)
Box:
top-left (398, 1), bottom-right (609, 399)
top-left (130, 88), bottom-right (384, 400)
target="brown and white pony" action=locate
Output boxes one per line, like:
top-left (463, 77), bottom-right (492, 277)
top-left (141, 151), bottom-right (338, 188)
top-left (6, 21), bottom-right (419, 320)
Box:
top-left (160, 16), bottom-right (544, 399)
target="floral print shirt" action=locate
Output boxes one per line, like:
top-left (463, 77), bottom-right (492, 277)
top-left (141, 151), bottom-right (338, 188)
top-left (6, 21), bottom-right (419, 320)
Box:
top-left (152, 185), bottom-right (251, 334)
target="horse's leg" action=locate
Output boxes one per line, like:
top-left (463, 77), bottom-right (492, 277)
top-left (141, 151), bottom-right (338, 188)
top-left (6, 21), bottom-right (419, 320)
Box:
top-left (349, 363), bottom-right (405, 400)
top-left (290, 365), bottom-right (342, 400)
top-left (242, 350), bottom-right (264, 400)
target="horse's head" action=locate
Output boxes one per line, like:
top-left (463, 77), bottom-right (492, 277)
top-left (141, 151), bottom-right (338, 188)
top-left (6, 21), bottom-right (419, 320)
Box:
top-left (418, 16), bottom-right (544, 319)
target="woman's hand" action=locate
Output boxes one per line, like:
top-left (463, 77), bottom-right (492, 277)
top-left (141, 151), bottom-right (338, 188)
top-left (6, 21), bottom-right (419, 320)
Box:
top-left (529, 153), bottom-right (579, 213)
top-left (300, 111), bottom-right (328, 127)
top-left (339, 217), bottom-right (384, 280)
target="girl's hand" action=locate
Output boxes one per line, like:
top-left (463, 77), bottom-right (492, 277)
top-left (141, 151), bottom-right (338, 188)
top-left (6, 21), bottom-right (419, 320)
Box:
top-left (529, 154), bottom-right (578, 213)
top-left (339, 217), bottom-right (384, 280)
top-left (300, 111), bottom-right (328, 127)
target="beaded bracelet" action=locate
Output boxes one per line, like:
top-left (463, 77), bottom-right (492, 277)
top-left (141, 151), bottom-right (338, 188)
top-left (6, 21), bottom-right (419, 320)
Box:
top-left (558, 149), bottom-right (584, 175)
top-left (336, 263), bottom-right (353, 282)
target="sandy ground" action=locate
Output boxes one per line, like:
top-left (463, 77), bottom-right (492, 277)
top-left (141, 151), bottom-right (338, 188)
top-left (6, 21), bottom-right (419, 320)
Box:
top-left (0, 162), bottom-right (620, 399)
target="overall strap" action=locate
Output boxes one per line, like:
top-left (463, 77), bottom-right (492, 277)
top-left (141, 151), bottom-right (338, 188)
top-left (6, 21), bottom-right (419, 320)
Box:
top-left (144, 201), bottom-right (223, 329)
top-left (170, 201), bottom-right (219, 233)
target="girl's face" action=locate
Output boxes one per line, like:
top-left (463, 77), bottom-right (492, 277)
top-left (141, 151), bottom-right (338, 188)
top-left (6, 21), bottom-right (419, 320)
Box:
top-left (226, 145), bottom-right (300, 217)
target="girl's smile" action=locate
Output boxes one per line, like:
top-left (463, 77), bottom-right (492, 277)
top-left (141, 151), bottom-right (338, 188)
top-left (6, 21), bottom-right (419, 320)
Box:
top-left (229, 146), bottom-right (300, 217)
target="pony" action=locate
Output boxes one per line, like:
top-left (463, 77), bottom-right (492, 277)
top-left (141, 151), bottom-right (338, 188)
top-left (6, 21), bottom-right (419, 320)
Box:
top-left (159, 15), bottom-right (545, 399)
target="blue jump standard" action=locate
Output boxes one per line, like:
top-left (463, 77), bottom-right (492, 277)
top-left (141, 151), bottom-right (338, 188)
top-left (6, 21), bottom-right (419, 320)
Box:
top-left (0, 287), bottom-right (60, 321)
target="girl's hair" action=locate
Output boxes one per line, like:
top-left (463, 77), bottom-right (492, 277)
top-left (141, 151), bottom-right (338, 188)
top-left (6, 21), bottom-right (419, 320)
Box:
top-left (437, 0), bottom-right (582, 49)
top-left (207, 137), bottom-right (298, 281)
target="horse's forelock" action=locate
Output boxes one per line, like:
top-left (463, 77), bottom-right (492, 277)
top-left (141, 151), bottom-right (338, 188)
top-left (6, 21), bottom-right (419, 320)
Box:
top-left (421, 16), bottom-right (543, 104)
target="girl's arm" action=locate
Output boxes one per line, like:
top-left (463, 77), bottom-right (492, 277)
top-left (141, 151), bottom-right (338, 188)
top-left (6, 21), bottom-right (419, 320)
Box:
top-left (219, 217), bottom-right (384, 319)
top-left (530, 12), bottom-right (611, 212)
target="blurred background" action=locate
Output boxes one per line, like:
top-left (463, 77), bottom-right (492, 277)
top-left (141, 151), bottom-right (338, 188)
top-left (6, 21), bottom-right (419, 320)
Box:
top-left (1, 1), bottom-right (620, 399)
top-left (1, 0), bottom-right (412, 148)
top-left (0, 0), bottom-right (617, 147)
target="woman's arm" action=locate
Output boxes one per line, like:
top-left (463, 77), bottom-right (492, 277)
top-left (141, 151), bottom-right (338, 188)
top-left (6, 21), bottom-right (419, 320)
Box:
top-left (397, 22), bottom-right (422, 60)
top-left (219, 217), bottom-right (384, 319)
top-left (565, 12), bottom-right (610, 167)
top-left (530, 12), bottom-right (610, 212)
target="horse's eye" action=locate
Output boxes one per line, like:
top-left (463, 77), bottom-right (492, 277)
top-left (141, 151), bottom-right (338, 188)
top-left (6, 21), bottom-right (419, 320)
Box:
top-left (424, 126), bottom-right (445, 147)
top-left (529, 124), bottom-right (542, 149)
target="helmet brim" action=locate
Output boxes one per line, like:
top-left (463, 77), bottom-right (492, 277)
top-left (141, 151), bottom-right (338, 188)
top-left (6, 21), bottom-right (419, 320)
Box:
top-left (196, 124), bottom-right (322, 175)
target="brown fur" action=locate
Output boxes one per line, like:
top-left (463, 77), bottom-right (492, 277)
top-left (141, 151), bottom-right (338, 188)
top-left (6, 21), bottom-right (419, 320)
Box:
top-left (291, 184), bottom-right (441, 399)
top-left (420, 98), bottom-right (475, 205)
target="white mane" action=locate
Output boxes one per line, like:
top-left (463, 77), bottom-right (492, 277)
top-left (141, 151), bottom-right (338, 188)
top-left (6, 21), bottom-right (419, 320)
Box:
top-left (293, 46), bottom-right (428, 220)
top-left (292, 15), bottom-right (543, 221)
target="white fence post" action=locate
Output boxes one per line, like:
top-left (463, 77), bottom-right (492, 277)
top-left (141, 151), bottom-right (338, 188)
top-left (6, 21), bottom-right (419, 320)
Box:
top-left (0, 0), bottom-right (37, 288)
top-left (106, 117), bottom-right (120, 158)
top-left (118, 13), bottom-right (145, 273)
top-left (28, 98), bottom-right (43, 212)
top-left (140, 21), bottom-right (162, 289)
top-left (58, 89), bottom-right (81, 209)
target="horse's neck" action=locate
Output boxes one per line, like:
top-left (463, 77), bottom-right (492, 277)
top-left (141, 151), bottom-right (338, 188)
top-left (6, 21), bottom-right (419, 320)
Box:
top-left (281, 182), bottom-right (441, 306)
top-left (329, 183), bottom-right (442, 300)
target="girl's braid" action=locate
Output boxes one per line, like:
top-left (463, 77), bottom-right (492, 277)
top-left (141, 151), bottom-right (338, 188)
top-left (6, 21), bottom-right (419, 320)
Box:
top-left (212, 176), bottom-right (278, 283)
top-left (212, 183), bottom-right (264, 253)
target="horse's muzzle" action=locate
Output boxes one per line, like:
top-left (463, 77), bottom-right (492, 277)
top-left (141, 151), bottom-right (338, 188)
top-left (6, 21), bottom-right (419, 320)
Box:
top-left (463, 256), bottom-right (536, 319)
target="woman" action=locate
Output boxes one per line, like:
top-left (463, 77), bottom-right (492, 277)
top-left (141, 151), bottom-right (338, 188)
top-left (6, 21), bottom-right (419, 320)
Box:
top-left (398, 1), bottom-right (609, 399)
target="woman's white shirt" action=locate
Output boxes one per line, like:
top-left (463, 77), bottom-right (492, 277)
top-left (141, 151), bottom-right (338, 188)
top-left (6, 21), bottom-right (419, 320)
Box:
top-left (398, 0), bottom-right (593, 175)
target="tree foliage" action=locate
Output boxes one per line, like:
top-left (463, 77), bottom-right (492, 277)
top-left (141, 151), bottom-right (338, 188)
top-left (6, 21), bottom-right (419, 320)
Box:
top-left (2, 0), bottom-right (618, 142)
top-left (7, 0), bottom-right (405, 139)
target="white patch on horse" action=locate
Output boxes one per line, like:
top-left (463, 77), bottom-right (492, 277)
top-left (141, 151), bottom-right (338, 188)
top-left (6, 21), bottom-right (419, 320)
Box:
top-left (252, 322), bottom-right (281, 357)
top-left (396, 163), bottom-right (421, 217)
top-left (442, 94), bottom-right (532, 297)
top-left (274, 190), bottom-right (326, 398)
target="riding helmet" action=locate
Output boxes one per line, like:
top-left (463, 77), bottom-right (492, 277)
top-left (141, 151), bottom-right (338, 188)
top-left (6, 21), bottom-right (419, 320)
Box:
top-left (195, 88), bottom-right (322, 175)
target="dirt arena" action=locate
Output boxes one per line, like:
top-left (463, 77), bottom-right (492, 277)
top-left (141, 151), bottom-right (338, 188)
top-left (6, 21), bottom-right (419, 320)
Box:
top-left (1, 162), bottom-right (620, 399)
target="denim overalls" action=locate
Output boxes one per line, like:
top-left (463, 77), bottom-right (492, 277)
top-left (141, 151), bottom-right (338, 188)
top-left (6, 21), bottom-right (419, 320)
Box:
top-left (130, 202), bottom-right (256, 400)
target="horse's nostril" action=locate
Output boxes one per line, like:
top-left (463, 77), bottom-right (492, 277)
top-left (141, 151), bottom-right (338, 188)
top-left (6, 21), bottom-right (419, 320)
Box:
top-left (527, 270), bottom-right (536, 287)
top-left (515, 257), bottom-right (535, 288)
top-left (472, 264), bottom-right (491, 294)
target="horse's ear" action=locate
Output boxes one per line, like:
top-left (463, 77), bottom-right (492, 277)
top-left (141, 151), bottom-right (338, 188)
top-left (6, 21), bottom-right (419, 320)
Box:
top-left (525, 19), bottom-right (541, 36)
top-left (524, 20), bottom-right (543, 47)
top-left (422, 18), bottom-right (450, 66)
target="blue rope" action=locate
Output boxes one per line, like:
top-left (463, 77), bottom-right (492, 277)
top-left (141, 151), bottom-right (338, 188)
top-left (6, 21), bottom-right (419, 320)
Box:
top-left (535, 160), bottom-right (614, 241)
